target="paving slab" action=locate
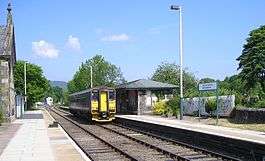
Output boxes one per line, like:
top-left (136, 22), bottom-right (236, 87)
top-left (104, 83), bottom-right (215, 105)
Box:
top-left (0, 110), bottom-right (89, 161)
top-left (0, 110), bottom-right (54, 161)
top-left (0, 123), bottom-right (21, 156)
top-left (116, 115), bottom-right (265, 145)
top-left (42, 109), bottom-right (89, 161)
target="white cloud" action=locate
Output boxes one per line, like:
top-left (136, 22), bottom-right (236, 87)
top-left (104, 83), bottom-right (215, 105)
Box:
top-left (148, 27), bottom-right (161, 34)
top-left (32, 40), bottom-right (59, 59)
top-left (66, 35), bottom-right (81, 51)
top-left (101, 33), bottom-right (129, 42)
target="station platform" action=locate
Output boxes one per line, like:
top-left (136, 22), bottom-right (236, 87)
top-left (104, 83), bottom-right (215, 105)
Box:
top-left (0, 110), bottom-right (89, 161)
top-left (116, 115), bottom-right (265, 145)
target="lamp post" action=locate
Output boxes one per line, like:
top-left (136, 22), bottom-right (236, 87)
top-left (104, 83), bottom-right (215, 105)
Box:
top-left (90, 49), bottom-right (103, 89)
top-left (24, 61), bottom-right (27, 110)
top-left (90, 65), bottom-right (93, 88)
top-left (170, 5), bottom-right (184, 120)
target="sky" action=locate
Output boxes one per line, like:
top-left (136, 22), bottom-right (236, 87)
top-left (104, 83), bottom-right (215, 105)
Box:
top-left (0, 0), bottom-right (265, 82)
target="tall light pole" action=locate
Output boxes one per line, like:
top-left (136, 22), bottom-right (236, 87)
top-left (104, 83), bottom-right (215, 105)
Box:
top-left (24, 61), bottom-right (27, 110)
top-left (170, 5), bottom-right (184, 120)
top-left (90, 65), bottom-right (93, 88)
top-left (89, 49), bottom-right (103, 89)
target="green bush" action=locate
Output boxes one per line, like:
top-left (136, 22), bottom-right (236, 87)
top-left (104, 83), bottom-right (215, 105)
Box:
top-left (153, 97), bottom-right (180, 117)
top-left (205, 98), bottom-right (217, 113)
top-left (254, 100), bottom-right (265, 108)
top-left (244, 96), bottom-right (259, 107)
top-left (235, 93), bottom-right (244, 106)
top-left (153, 101), bottom-right (167, 115)
top-left (0, 109), bottom-right (4, 125)
top-left (166, 97), bottom-right (180, 117)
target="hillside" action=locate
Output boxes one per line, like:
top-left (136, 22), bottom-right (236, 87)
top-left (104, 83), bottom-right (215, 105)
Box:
top-left (50, 81), bottom-right (67, 90)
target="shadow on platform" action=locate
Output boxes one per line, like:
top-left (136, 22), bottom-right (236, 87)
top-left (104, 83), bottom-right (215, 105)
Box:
top-left (23, 114), bottom-right (43, 119)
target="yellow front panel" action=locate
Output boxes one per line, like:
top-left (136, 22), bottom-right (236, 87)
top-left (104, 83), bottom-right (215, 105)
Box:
top-left (100, 92), bottom-right (107, 112)
top-left (91, 101), bottom-right (98, 111)
top-left (109, 100), bottom-right (116, 112)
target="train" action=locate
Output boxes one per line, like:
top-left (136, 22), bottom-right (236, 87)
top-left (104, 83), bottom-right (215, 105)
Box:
top-left (69, 86), bottom-right (116, 122)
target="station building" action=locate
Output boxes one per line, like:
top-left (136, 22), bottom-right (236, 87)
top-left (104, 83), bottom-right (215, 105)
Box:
top-left (0, 3), bottom-right (17, 121)
top-left (116, 79), bottom-right (177, 115)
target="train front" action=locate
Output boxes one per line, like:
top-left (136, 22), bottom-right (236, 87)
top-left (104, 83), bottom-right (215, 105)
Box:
top-left (91, 88), bottom-right (116, 122)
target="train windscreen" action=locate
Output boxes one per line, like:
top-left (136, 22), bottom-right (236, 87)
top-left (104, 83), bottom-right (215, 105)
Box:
top-left (109, 91), bottom-right (116, 100)
top-left (92, 91), bottom-right (99, 100)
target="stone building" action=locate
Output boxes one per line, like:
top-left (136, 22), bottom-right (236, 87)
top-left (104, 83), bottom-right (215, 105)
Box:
top-left (0, 3), bottom-right (17, 121)
top-left (116, 79), bottom-right (177, 115)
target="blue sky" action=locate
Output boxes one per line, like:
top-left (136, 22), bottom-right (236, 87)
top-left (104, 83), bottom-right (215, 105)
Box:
top-left (1, 0), bottom-right (265, 82)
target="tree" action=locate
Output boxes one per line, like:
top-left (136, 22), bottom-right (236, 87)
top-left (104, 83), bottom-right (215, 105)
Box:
top-left (237, 25), bottom-right (265, 94)
top-left (199, 78), bottom-right (215, 83)
top-left (219, 75), bottom-right (244, 94)
top-left (68, 55), bottom-right (125, 93)
top-left (14, 60), bottom-right (50, 108)
top-left (151, 62), bottom-right (198, 97)
top-left (50, 86), bottom-right (64, 103)
top-left (62, 90), bottom-right (70, 106)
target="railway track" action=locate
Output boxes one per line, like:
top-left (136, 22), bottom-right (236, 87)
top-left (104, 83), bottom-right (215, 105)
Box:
top-left (99, 124), bottom-right (241, 161)
top-left (49, 108), bottom-right (133, 161)
top-left (50, 108), bottom-right (240, 161)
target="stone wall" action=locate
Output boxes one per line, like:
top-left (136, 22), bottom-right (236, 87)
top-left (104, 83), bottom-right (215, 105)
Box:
top-left (182, 95), bottom-right (235, 116)
top-left (0, 41), bottom-right (16, 121)
top-left (0, 4), bottom-right (17, 122)
top-left (231, 108), bottom-right (265, 123)
top-left (0, 60), bottom-right (13, 118)
top-left (138, 90), bottom-right (157, 115)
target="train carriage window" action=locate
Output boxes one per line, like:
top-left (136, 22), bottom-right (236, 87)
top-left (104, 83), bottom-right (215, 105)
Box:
top-left (92, 91), bottom-right (99, 100)
top-left (109, 91), bottom-right (116, 100)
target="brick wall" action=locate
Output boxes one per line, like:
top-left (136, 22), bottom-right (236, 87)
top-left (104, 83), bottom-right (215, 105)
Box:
top-left (231, 108), bottom-right (265, 123)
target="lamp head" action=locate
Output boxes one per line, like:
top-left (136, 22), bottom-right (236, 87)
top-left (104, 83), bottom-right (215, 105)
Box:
top-left (170, 5), bottom-right (181, 10)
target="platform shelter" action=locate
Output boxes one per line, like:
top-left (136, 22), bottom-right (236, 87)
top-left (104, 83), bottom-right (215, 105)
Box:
top-left (116, 79), bottom-right (177, 115)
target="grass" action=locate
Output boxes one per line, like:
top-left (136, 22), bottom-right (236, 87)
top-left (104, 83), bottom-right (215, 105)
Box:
top-left (183, 116), bottom-right (265, 132)
top-left (216, 118), bottom-right (265, 132)
top-left (0, 110), bottom-right (3, 126)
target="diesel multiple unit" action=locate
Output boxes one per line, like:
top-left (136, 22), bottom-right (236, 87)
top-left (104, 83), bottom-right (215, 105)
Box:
top-left (69, 87), bottom-right (116, 122)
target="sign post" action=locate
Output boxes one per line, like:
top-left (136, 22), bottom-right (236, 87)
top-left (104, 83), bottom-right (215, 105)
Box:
top-left (198, 82), bottom-right (219, 125)
top-left (215, 84), bottom-right (219, 125)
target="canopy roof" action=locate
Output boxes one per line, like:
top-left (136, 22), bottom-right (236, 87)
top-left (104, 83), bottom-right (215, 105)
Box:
top-left (116, 79), bottom-right (177, 90)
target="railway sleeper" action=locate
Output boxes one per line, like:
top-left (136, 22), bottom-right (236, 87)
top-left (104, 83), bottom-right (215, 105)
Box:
top-left (113, 123), bottom-right (241, 161)
top-left (50, 109), bottom-right (136, 161)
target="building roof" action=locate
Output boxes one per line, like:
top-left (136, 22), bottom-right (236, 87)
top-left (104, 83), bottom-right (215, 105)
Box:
top-left (0, 4), bottom-right (16, 64)
top-left (0, 26), bottom-right (7, 55)
top-left (116, 79), bottom-right (178, 90)
top-left (69, 86), bottom-right (115, 97)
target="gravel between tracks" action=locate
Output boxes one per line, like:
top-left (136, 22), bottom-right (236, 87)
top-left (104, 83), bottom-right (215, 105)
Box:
top-left (50, 110), bottom-right (131, 161)
top-left (100, 124), bottom-right (225, 161)
top-left (51, 108), bottom-right (238, 161)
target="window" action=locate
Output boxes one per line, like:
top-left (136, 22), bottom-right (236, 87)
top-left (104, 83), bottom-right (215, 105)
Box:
top-left (92, 91), bottom-right (99, 101)
top-left (1, 62), bottom-right (8, 67)
top-left (109, 91), bottom-right (116, 100)
top-left (1, 78), bottom-right (8, 84)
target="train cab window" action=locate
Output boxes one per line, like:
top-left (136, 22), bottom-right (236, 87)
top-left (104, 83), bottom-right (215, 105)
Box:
top-left (91, 91), bottom-right (99, 101)
top-left (109, 91), bottom-right (116, 100)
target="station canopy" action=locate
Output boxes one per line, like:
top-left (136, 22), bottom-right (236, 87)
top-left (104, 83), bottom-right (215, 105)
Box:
top-left (116, 79), bottom-right (178, 90)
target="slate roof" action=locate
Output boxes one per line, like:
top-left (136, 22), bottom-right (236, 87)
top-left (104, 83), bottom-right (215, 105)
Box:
top-left (116, 79), bottom-right (178, 90)
top-left (0, 26), bottom-right (7, 55)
